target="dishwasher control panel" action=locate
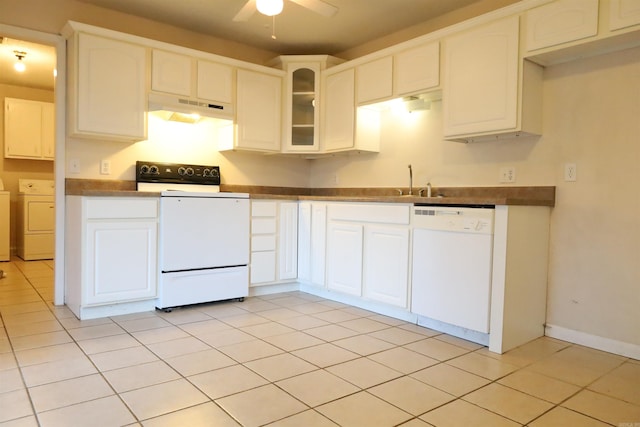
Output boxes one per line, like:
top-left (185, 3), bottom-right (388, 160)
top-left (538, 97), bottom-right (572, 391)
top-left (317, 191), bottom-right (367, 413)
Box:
top-left (412, 206), bottom-right (494, 234)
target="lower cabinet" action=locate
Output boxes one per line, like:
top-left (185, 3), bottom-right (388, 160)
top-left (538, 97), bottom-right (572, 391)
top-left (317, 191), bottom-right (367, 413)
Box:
top-left (298, 202), bottom-right (327, 288)
top-left (363, 225), bottom-right (410, 307)
top-left (250, 200), bottom-right (298, 287)
top-left (325, 203), bottom-right (411, 308)
top-left (65, 196), bottom-right (159, 319)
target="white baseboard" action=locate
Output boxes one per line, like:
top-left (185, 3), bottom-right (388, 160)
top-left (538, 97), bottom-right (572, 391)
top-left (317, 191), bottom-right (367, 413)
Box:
top-left (545, 324), bottom-right (640, 360)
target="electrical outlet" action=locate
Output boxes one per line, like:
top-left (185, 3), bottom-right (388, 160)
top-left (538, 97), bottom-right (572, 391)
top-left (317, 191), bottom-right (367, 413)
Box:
top-left (333, 173), bottom-right (339, 185)
top-left (564, 163), bottom-right (577, 182)
top-left (70, 158), bottom-right (80, 174)
top-left (499, 166), bottom-right (516, 183)
top-left (100, 159), bottom-right (111, 175)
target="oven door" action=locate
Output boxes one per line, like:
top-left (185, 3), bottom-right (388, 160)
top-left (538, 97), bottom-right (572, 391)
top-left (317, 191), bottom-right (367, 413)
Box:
top-left (160, 196), bottom-right (250, 272)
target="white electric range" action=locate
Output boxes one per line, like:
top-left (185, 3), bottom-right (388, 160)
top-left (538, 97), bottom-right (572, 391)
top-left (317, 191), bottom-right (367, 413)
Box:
top-left (136, 161), bottom-right (250, 310)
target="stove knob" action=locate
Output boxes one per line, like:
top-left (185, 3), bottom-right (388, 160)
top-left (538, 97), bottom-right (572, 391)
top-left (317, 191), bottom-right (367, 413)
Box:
top-left (211, 169), bottom-right (220, 178)
top-left (139, 164), bottom-right (149, 174)
top-left (203, 168), bottom-right (210, 177)
top-left (178, 167), bottom-right (186, 176)
top-left (149, 165), bottom-right (159, 175)
top-left (186, 167), bottom-right (195, 176)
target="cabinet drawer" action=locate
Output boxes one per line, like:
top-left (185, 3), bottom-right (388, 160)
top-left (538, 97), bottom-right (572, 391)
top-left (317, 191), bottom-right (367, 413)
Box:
top-left (252, 234), bottom-right (276, 251)
top-left (86, 198), bottom-right (159, 219)
top-left (328, 203), bottom-right (410, 225)
top-left (252, 217), bottom-right (277, 234)
top-left (252, 201), bottom-right (277, 216)
top-left (251, 251), bottom-right (276, 284)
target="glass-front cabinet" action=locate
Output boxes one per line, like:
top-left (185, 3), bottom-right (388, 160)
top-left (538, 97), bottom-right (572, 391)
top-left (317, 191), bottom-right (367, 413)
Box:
top-left (290, 65), bottom-right (318, 150)
top-left (274, 55), bottom-right (343, 153)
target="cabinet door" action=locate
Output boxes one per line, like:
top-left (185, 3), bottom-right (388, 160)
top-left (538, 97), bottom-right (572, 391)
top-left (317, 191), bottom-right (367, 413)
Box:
top-left (326, 222), bottom-right (363, 296)
top-left (394, 42), bottom-right (440, 96)
top-left (251, 251), bottom-right (277, 284)
top-left (151, 50), bottom-right (192, 96)
top-left (297, 203), bottom-right (312, 283)
top-left (41, 102), bottom-right (55, 159)
top-left (322, 68), bottom-right (355, 151)
top-left (609, 0), bottom-right (640, 31)
top-left (310, 203), bottom-right (327, 287)
top-left (363, 225), bottom-right (409, 307)
top-left (279, 202), bottom-right (298, 280)
top-left (197, 60), bottom-right (233, 103)
top-left (443, 16), bottom-right (519, 138)
top-left (284, 63), bottom-right (320, 152)
top-left (525, 0), bottom-right (598, 51)
top-left (357, 56), bottom-right (393, 104)
top-left (75, 33), bottom-right (146, 141)
top-left (236, 69), bottom-right (282, 151)
top-left (85, 220), bottom-right (157, 305)
top-left (4, 98), bottom-right (42, 159)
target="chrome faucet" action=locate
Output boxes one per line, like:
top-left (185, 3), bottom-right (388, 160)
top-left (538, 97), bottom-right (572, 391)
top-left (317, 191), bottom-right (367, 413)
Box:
top-left (408, 164), bottom-right (413, 196)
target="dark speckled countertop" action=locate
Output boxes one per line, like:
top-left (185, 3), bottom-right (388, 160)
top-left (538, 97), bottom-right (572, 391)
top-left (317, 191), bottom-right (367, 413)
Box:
top-left (65, 179), bottom-right (555, 207)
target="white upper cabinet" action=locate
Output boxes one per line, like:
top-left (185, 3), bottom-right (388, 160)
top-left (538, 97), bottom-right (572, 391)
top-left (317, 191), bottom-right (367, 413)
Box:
top-left (234, 69), bottom-right (282, 152)
top-left (151, 50), bottom-right (192, 96)
top-left (322, 68), bottom-right (356, 151)
top-left (4, 98), bottom-right (54, 160)
top-left (394, 42), bottom-right (440, 97)
top-left (609, 0), bottom-right (640, 31)
top-left (356, 56), bottom-right (393, 105)
top-left (524, 0), bottom-right (599, 52)
top-left (443, 16), bottom-right (542, 142)
top-left (197, 60), bottom-right (234, 104)
top-left (69, 32), bottom-right (147, 142)
top-left (152, 51), bottom-right (234, 105)
top-left (283, 62), bottom-right (321, 152)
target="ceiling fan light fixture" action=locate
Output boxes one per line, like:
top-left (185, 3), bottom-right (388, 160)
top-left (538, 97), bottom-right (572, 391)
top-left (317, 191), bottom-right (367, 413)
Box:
top-left (13, 50), bottom-right (27, 73)
top-left (256, 0), bottom-right (283, 16)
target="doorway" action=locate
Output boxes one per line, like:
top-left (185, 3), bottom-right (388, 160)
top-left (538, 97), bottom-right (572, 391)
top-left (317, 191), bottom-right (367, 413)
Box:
top-left (0, 24), bottom-right (66, 305)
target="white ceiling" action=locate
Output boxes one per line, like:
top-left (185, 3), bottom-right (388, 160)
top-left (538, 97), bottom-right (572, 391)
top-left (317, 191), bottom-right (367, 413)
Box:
top-left (0, 0), bottom-right (511, 91)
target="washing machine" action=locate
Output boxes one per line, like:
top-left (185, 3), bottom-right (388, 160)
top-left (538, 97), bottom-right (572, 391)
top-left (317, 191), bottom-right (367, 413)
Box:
top-left (17, 179), bottom-right (55, 260)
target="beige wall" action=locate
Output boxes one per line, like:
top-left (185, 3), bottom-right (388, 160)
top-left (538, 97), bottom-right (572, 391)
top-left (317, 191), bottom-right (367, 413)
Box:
top-left (0, 84), bottom-right (55, 252)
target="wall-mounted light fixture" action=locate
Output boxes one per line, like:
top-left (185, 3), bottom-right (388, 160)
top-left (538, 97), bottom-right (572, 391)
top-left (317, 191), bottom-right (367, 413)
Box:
top-left (13, 50), bottom-right (27, 72)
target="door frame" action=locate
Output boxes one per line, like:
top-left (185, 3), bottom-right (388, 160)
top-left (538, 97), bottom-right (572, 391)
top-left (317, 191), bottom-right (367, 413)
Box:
top-left (0, 24), bottom-right (67, 305)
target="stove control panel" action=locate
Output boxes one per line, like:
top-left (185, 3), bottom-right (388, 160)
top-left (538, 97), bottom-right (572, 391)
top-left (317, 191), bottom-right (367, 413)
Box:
top-left (136, 161), bottom-right (220, 185)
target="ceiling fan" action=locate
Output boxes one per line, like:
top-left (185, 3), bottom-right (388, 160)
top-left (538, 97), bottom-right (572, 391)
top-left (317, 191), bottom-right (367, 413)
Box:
top-left (233, 0), bottom-right (338, 22)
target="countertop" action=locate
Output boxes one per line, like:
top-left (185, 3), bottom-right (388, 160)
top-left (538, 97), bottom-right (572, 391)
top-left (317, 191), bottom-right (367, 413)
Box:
top-left (65, 179), bottom-right (556, 207)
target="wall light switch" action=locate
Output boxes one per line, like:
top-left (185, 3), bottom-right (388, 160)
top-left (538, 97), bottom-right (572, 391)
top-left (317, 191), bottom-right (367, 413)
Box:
top-left (100, 159), bottom-right (111, 175)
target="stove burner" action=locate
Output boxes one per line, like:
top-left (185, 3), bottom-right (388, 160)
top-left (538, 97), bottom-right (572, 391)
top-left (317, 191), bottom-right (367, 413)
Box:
top-left (136, 161), bottom-right (221, 186)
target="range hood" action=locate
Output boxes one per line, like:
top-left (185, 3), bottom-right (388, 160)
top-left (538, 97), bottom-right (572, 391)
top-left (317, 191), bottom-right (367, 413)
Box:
top-left (148, 92), bottom-right (234, 123)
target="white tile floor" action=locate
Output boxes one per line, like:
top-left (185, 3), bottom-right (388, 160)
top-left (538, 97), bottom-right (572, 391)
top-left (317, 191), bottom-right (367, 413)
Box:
top-left (1, 257), bottom-right (639, 426)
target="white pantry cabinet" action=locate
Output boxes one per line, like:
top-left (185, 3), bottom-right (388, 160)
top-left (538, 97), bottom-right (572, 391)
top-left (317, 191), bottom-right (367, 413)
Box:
top-left (524, 0), bottom-right (599, 52)
top-left (443, 16), bottom-right (543, 142)
top-left (67, 32), bottom-right (147, 142)
top-left (65, 196), bottom-right (159, 320)
top-left (326, 203), bottom-right (411, 308)
top-left (234, 69), bottom-right (282, 152)
top-left (394, 42), bottom-right (440, 97)
top-left (4, 98), bottom-right (54, 160)
top-left (250, 200), bottom-right (298, 286)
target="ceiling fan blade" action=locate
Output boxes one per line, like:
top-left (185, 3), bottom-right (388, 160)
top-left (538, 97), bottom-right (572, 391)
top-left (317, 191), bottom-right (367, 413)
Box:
top-left (289, 0), bottom-right (338, 17)
top-left (232, 0), bottom-right (257, 22)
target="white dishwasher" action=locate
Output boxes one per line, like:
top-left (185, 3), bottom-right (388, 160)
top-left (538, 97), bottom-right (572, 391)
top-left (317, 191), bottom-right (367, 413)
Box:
top-left (411, 205), bottom-right (494, 340)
